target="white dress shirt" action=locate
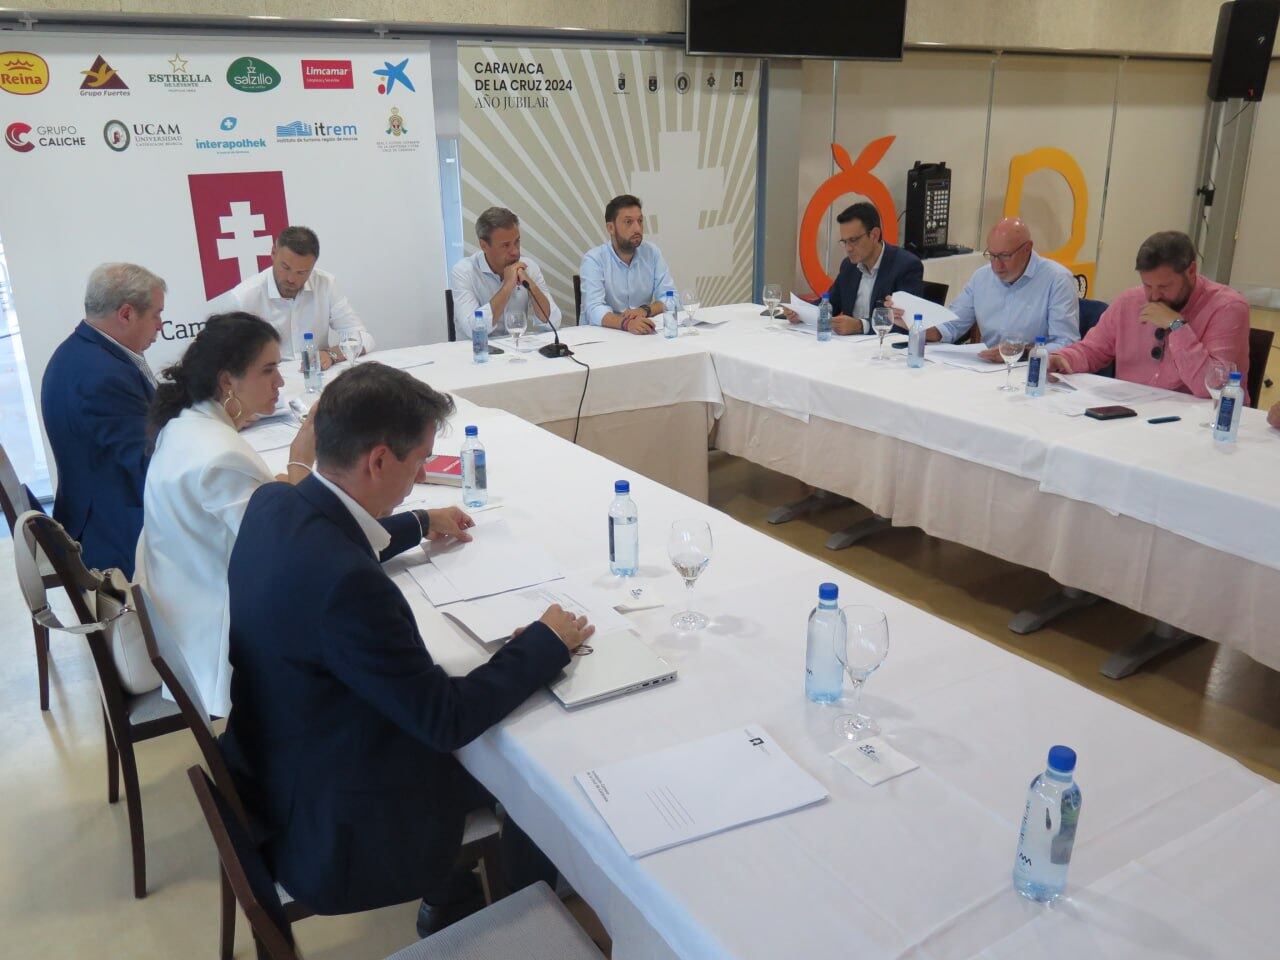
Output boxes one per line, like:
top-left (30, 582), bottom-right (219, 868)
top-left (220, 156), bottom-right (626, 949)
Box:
top-left (134, 400), bottom-right (273, 716)
top-left (221, 266), bottom-right (374, 360)
top-left (450, 250), bottom-right (560, 340)
top-left (95, 325), bottom-right (158, 387)
top-left (851, 244), bottom-right (885, 333)
top-left (313, 471), bottom-right (391, 555)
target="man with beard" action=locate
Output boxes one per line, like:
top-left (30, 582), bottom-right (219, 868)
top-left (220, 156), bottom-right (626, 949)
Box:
top-left (451, 206), bottom-right (560, 340)
top-left (579, 194), bottom-right (677, 335)
top-left (1049, 231), bottom-right (1250, 399)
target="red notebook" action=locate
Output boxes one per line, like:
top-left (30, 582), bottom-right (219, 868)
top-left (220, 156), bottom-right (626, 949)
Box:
top-left (420, 455), bottom-right (463, 486)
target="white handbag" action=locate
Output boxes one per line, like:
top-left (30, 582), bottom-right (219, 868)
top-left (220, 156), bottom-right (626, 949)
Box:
top-left (12, 510), bottom-right (161, 696)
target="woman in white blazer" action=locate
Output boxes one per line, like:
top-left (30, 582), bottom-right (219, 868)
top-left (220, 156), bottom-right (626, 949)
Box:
top-left (136, 312), bottom-right (314, 716)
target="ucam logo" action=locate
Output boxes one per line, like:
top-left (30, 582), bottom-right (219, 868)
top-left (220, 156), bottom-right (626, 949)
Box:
top-left (301, 59), bottom-right (353, 89)
top-left (102, 119), bottom-right (130, 152)
top-left (130, 120), bottom-right (184, 148)
top-left (188, 170), bottom-right (291, 299)
top-left (0, 52), bottom-right (49, 96)
top-left (227, 57), bottom-right (281, 93)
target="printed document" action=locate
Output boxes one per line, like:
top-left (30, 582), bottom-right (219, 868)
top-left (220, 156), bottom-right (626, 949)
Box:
top-left (427, 518), bottom-right (563, 601)
top-left (890, 290), bottom-right (958, 331)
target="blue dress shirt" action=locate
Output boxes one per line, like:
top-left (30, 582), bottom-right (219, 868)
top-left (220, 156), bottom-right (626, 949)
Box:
top-left (938, 251), bottom-right (1080, 350)
top-left (578, 241), bottom-right (676, 326)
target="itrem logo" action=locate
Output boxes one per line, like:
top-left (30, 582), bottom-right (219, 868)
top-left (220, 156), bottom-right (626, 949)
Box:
top-left (5, 122), bottom-right (33, 152)
top-left (227, 57), bottom-right (281, 94)
top-left (301, 59), bottom-right (353, 90)
top-left (0, 52), bottom-right (49, 96)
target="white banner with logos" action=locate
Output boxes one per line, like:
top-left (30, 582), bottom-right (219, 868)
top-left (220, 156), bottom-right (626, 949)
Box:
top-left (0, 33), bottom-right (446, 454)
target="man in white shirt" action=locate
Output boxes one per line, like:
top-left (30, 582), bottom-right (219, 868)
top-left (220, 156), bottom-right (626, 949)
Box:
top-left (450, 207), bottom-right (560, 341)
top-left (220, 225), bottom-right (374, 368)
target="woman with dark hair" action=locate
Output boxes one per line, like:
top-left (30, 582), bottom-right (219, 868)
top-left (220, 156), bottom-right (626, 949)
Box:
top-left (135, 312), bottom-right (315, 715)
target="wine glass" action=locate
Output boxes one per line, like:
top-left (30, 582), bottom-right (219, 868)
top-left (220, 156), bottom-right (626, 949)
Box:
top-left (871, 307), bottom-right (894, 362)
top-left (997, 338), bottom-right (1027, 391)
top-left (505, 311), bottom-right (528, 363)
top-left (762, 283), bottom-right (782, 319)
top-left (1200, 359), bottom-right (1233, 428)
top-left (340, 329), bottom-right (363, 367)
top-left (667, 519), bottom-right (712, 631)
top-left (833, 605), bottom-right (890, 742)
top-left (681, 288), bottom-right (701, 336)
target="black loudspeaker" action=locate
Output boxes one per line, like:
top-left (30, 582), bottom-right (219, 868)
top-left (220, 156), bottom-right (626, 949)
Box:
top-left (1207, 1), bottom-right (1280, 101)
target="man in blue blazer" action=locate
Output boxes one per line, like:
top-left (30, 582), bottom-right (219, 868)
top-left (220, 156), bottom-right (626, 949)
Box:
top-left (786, 202), bottom-right (925, 335)
top-left (220, 363), bottom-right (593, 926)
top-left (41, 263), bottom-right (167, 577)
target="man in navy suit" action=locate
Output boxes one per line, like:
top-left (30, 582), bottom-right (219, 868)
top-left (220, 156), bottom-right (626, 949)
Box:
top-left (41, 263), bottom-right (166, 577)
top-left (786, 202), bottom-right (925, 335)
top-left (220, 363), bottom-right (594, 929)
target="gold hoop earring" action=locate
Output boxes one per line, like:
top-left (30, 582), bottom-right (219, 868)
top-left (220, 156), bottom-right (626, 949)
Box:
top-left (222, 392), bottom-right (244, 421)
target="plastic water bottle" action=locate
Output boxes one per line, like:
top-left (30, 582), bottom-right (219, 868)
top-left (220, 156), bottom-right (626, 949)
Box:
top-left (805, 582), bottom-right (846, 703)
top-left (1026, 336), bottom-right (1049, 397)
top-left (608, 480), bottom-right (639, 577)
top-left (460, 426), bottom-right (488, 508)
top-left (472, 310), bottom-right (489, 364)
top-left (1213, 371), bottom-right (1244, 443)
top-left (1013, 745), bottom-right (1082, 902)
top-left (663, 290), bottom-right (679, 340)
top-left (302, 332), bottom-right (323, 393)
top-left (817, 294), bottom-right (833, 342)
top-left (907, 313), bottom-right (926, 368)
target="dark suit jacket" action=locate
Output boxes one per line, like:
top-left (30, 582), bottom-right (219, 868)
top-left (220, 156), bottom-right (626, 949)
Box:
top-left (220, 475), bottom-right (571, 915)
top-left (40, 321), bottom-right (154, 577)
top-left (826, 243), bottom-right (925, 331)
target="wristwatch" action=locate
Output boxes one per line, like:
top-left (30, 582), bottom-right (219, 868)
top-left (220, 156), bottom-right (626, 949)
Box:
top-left (412, 509), bottom-right (431, 540)
top-left (327, 347), bottom-right (341, 362)
top-left (1167, 318), bottom-right (1185, 333)
top-left (640, 303), bottom-right (653, 318)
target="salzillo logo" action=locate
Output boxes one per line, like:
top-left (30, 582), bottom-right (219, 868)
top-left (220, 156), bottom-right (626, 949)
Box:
top-left (188, 171), bottom-right (290, 299)
top-left (0, 52), bottom-right (50, 96)
top-left (5, 122), bottom-right (33, 152)
top-left (301, 59), bottom-right (353, 89)
top-left (227, 57), bottom-right (281, 93)
top-left (103, 119), bottom-right (130, 152)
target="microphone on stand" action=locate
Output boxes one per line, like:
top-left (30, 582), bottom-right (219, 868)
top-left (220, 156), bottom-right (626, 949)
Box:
top-left (523, 278), bottom-right (572, 358)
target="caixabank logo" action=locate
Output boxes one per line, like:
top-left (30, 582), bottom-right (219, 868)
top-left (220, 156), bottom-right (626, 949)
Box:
top-left (227, 57), bottom-right (281, 94)
top-left (0, 52), bottom-right (49, 96)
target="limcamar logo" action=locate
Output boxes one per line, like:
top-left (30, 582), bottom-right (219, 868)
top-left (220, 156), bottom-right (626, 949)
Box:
top-left (301, 59), bottom-right (353, 90)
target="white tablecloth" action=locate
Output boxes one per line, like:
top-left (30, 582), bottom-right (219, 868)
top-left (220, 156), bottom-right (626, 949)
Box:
top-left (261, 401), bottom-right (1280, 960)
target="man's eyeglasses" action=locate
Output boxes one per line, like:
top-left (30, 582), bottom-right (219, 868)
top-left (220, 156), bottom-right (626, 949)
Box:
top-left (839, 232), bottom-right (870, 248)
top-left (1152, 326), bottom-right (1167, 360)
top-left (982, 240), bottom-right (1030, 263)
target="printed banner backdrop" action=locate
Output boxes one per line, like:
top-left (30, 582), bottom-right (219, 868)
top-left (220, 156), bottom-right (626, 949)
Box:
top-left (458, 45), bottom-right (759, 319)
top-left (0, 33), bottom-right (446, 452)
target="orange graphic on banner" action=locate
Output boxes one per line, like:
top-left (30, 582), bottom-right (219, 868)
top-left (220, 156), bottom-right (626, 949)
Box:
top-left (799, 138), bottom-right (898, 296)
top-left (1003, 147), bottom-right (1095, 297)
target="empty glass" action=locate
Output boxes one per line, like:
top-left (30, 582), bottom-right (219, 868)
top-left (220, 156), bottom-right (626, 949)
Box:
top-left (340, 329), bottom-right (363, 367)
top-left (871, 307), bottom-right (894, 361)
top-left (1200, 359), bottom-right (1233, 427)
top-left (997, 338), bottom-right (1027, 391)
top-left (668, 519), bottom-right (712, 631)
top-left (506, 311), bottom-right (528, 363)
top-left (681, 288), bottom-right (701, 335)
top-left (833, 605), bottom-right (889, 741)
top-left (762, 283), bottom-right (782, 319)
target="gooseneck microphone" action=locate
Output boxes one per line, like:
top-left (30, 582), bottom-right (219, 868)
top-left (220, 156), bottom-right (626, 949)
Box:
top-left (523, 278), bottom-right (572, 358)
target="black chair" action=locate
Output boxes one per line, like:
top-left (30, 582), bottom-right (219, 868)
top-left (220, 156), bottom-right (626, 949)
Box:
top-left (1078, 298), bottom-right (1113, 378)
top-left (573, 274), bottom-right (582, 323)
top-left (921, 280), bottom-right (948, 306)
top-left (444, 289), bottom-right (456, 342)
top-left (1247, 327), bottom-right (1273, 409)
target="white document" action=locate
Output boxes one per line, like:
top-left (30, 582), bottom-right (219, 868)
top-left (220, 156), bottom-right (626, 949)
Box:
top-left (575, 724), bottom-right (828, 858)
top-left (692, 312), bottom-right (731, 327)
top-left (240, 419), bottom-right (299, 453)
top-left (406, 550), bottom-right (462, 605)
top-left (927, 342), bottom-right (1023, 374)
top-left (786, 293), bottom-right (819, 330)
top-left (560, 327), bottom-right (608, 347)
top-left (443, 579), bottom-right (631, 646)
top-left (428, 518), bottom-right (563, 602)
top-left (364, 347), bottom-right (436, 370)
top-left (890, 290), bottom-right (958, 331)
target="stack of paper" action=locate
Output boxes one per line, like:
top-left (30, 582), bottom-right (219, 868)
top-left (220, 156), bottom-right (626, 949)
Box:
top-left (441, 580), bottom-right (631, 646)
top-left (576, 724), bottom-right (828, 857)
top-left (890, 290), bottom-right (958, 330)
top-left (363, 347), bottom-right (435, 371)
top-left (241, 402), bottom-right (301, 452)
top-left (408, 518), bottom-right (562, 604)
top-left (927, 342), bottom-right (1023, 374)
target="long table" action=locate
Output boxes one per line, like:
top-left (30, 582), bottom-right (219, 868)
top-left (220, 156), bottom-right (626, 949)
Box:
top-left (261, 395), bottom-right (1280, 960)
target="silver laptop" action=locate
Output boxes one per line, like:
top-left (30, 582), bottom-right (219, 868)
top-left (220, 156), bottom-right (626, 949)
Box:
top-left (548, 630), bottom-right (677, 709)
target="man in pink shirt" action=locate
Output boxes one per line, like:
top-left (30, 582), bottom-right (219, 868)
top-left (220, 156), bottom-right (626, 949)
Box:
top-left (1049, 231), bottom-right (1250, 400)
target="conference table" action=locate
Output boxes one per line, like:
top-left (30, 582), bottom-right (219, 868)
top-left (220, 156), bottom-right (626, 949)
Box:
top-left (257, 385), bottom-right (1279, 960)
top-left (339, 308), bottom-right (1280, 674)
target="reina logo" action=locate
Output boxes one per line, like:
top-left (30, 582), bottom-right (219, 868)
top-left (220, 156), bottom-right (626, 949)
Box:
top-left (80, 55), bottom-right (130, 95)
top-left (227, 57), bottom-right (281, 93)
top-left (301, 59), bottom-right (353, 90)
top-left (0, 51), bottom-right (49, 96)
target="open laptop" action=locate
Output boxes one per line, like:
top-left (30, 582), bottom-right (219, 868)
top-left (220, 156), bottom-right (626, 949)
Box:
top-left (548, 629), bottom-right (677, 709)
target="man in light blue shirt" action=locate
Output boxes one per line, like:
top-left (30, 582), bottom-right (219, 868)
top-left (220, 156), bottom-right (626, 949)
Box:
top-left (894, 218), bottom-right (1079, 360)
top-left (579, 194), bottom-right (676, 335)
top-left (451, 206), bottom-right (560, 341)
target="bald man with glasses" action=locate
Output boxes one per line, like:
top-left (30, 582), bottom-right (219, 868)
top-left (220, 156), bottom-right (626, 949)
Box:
top-left (891, 217), bottom-right (1079, 361)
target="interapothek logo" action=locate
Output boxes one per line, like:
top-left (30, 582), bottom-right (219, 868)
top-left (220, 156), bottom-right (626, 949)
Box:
top-left (0, 52), bottom-right (49, 96)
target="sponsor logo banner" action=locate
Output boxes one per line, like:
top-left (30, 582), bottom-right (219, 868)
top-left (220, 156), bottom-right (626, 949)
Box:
top-left (227, 56), bottom-right (281, 94)
top-left (80, 55), bottom-right (130, 96)
top-left (377, 107), bottom-right (421, 153)
top-left (301, 59), bottom-right (353, 89)
top-left (188, 171), bottom-right (290, 299)
top-left (148, 53), bottom-right (213, 93)
top-left (5, 121), bottom-right (86, 152)
top-left (274, 119), bottom-right (358, 143)
top-left (0, 51), bottom-right (49, 96)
